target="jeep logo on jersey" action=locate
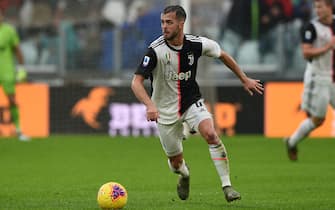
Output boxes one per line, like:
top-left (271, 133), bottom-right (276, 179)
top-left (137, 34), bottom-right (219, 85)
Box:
top-left (166, 70), bottom-right (192, 81)
top-left (187, 53), bottom-right (194, 66)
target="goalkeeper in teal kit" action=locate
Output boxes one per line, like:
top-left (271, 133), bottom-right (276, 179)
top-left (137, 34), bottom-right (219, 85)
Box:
top-left (0, 9), bottom-right (29, 141)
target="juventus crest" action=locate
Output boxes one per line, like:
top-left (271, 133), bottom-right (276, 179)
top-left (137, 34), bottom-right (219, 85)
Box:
top-left (187, 53), bottom-right (194, 66)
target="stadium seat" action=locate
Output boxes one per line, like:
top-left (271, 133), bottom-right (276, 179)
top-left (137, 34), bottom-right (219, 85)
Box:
top-left (21, 40), bottom-right (38, 65)
top-left (220, 30), bottom-right (243, 57)
top-left (100, 29), bottom-right (114, 71)
top-left (236, 41), bottom-right (260, 65)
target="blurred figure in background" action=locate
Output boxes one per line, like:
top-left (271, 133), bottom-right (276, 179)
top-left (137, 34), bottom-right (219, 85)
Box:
top-left (259, 0), bottom-right (293, 63)
top-left (0, 9), bottom-right (30, 141)
top-left (285, 0), bottom-right (335, 161)
top-left (293, 0), bottom-right (312, 23)
top-left (221, 0), bottom-right (254, 58)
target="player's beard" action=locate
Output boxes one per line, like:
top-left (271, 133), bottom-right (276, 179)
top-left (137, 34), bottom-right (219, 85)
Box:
top-left (164, 28), bottom-right (180, 41)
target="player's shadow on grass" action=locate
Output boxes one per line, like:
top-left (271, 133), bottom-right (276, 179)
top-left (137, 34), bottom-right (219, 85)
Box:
top-left (169, 198), bottom-right (279, 210)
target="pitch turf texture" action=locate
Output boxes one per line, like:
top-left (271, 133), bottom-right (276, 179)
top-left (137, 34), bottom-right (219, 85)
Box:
top-left (1, 135), bottom-right (334, 210)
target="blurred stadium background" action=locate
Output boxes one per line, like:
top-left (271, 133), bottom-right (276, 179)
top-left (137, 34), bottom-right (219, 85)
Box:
top-left (0, 0), bottom-right (334, 138)
top-left (2, 1), bottom-right (335, 210)
top-left (8, 0), bottom-right (307, 80)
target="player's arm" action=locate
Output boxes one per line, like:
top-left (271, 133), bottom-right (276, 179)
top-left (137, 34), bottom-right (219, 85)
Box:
top-left (218, 51), bottom-right (248, 84)
top-left (11, 26), bottom-right (24, 65)
top-left (131, 49), bottom-right (159, 121)
top-left (12, 28), bottom-right (28, 82)
top-left (14, 45), bottom-right (24, 65)
top-left (13, 44), bottom-right (28, 82)
top-left (131, 75), bottom-right (159, 122)
top-left (219, 51), bottom-right (263, 95)
top-left (201, 37), bottom-right (263, 96)
top-left (300, 22), bottom-right (335, 59)
top-left (301, 41), bottom-right (335, 59)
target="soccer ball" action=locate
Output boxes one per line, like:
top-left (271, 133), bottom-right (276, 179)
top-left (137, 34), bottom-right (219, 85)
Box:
top-left (97, 182), bottom-right (128, 209)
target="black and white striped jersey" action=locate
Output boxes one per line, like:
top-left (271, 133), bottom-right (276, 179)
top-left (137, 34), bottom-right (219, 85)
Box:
top-left (301, 16), bottom-right (335, 81)
top-left (135, 34), bottom-right (221, 124)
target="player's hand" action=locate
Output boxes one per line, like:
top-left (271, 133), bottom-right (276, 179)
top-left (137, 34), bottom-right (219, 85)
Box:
top-left (146, 104), bottom-right (159, 122)
top-left (16, 66), bottom-right (28, 83)
top-left (243, 78), bottom-right (264, 96)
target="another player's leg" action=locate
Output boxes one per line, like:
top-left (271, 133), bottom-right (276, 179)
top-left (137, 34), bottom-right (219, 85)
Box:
top-left (8, 94), bottom-right (30, 141)
top-left (286, 116), bottom-right (322, 161)
top-left (288, 77), bottom-right (329, 160)
top-left (285, 137), bottom-right (298, 161)
top-left (198, 119), bottom-right (241, 202)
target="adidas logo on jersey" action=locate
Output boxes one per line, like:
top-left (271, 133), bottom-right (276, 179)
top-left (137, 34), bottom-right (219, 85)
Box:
top-left (166, 70), bottom-right (191, 81)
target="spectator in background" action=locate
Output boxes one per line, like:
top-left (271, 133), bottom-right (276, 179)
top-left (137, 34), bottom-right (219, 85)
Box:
top-left (19, 0), bottom-right (33, 28)
top-left (218, 0), bottom-right (233, 41)
top-left (258, 0), bottom-right (293, 63)
top-left (0, 0), bottom-right (22, 12)
top-left (220, 0), bottom-right (266, 63)
top-left (0, 9), bottom-right (30, 141)
top-left (101, 0), bottom-right (126, 26)
top-left (222, 0), bottom-right (253, 57)
top-left (53, 1), bottom-right (79, 70)
top-left (100, 0), bottom-right (149, 71)
top-left (133, 2), bottom-right (162, 45)
top-left (127, 0), bottom-right (147, 24)
top-left (293, 0), bottom-right (312, 24)
top-left (60, 19), bottom-right (80, 70)
top-left (225, 0), bottom-right (253, 42)
top-left (120, 0), bottom-right (161, 69)
top-left (121, 0), bottom-right (148, 69)
top-left (282, 0), bottom-right (312, 70)
top-left (99, 18), bottom-right (115, 71)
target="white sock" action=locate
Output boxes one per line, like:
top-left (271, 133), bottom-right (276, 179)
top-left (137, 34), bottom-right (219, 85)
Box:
top-left (168, 159), bottom-right (189, 178)
top-left (209, 142), bottom-right (231, 187)
top-left (288, 118), bottom-right (316, 147)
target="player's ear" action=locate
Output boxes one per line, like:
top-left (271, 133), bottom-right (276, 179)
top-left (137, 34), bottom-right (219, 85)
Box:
top-left (179, 20), bottom-right (184, 29)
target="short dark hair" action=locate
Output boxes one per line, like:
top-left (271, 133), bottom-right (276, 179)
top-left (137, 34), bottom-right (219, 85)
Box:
top-left (163, 5), bottom-right (186, 21)
top-left (314, 0), bottom-right (333, 6)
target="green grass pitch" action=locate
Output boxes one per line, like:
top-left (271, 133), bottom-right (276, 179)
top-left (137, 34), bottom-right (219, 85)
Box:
top-left (0, 135), bottom-right (335, 210)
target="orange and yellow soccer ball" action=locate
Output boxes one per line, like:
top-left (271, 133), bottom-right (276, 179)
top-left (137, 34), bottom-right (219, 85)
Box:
top-left (97, 182), bottom-right (128, 209)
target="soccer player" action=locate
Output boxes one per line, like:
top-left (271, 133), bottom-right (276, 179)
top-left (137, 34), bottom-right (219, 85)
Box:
top-left (285, 0), bottom-right (335, 161)
top-left (131, 5), bottom-right (263, 201)
top-left (0, 9), bottom-right (30, 141)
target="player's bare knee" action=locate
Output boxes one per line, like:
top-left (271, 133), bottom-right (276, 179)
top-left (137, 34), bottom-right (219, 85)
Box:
top-left (8, 96), bottom-right (16, 106)
top-left (168, 155), bottom-right (183, 170)
top-left (203, 130), bottom-right (219, 145)
top-left (315, 119), bottom-right (325, 127)
top-left (312, 117), bottom-right (325, 127)
top-left (170, 161), bottom-right (181, 169)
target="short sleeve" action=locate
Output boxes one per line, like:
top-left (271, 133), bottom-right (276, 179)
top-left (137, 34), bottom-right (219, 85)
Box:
top-left (135, 48), bottom-right (157, 79)
top-left (300, 23), bottom-right (316, 44)
top-left (9, 25), bottom-right (20, 47)
top-left (201, 37), bottom-right (221, 58)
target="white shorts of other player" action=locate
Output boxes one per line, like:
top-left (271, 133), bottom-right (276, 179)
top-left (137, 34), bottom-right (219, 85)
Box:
top-left (301, 68), bottom-right (335, 118)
